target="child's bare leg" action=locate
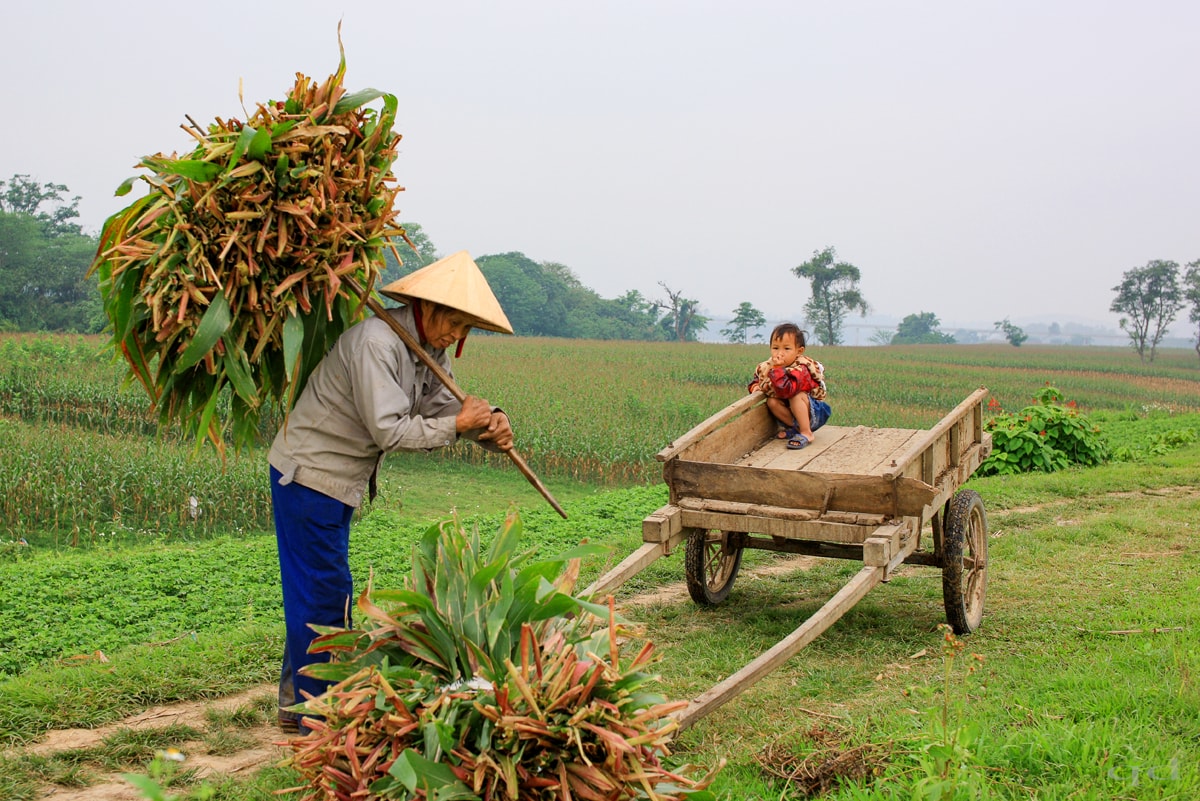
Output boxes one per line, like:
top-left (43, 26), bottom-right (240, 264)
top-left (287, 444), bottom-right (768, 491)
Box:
top-left (788, 393), bottom-right (814, 440)
top-left (766, 397), bottom-right (798, 435)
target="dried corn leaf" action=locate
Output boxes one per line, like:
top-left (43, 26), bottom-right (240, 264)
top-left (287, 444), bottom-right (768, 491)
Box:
top-left (89, 28), bottom-right (403, 457)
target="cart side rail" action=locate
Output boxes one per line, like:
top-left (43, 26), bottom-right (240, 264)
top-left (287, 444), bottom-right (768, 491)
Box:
top-left (663, 460), bottom-right (940, 517)
top-left (656, 392), bottom-right (765, 463)
top-left (881, 387), bottom-right (989, 480)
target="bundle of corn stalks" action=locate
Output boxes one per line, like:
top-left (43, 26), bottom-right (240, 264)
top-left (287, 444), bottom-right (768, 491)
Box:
top-left (282, 513), bottom-right (719, 800)
top-left (88, 31), bottom-right (405, 455)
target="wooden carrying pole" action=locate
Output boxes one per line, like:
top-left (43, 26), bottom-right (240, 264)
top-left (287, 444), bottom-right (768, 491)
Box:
top-left (345, 277), bottom-right (567, 519)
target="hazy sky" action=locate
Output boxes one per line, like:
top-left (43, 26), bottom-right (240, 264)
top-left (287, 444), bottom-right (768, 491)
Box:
top-left (4, 1), bottom-right (1198, 333)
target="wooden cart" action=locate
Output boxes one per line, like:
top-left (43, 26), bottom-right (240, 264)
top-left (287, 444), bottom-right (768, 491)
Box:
top-left (586, 388), bottom-right (994, 730)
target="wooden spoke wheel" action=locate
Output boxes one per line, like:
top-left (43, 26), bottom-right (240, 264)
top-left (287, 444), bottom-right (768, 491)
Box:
top-left (942, 489), bottom-right (988, 634)
top-left (684, 528), bottom-right (743, 605)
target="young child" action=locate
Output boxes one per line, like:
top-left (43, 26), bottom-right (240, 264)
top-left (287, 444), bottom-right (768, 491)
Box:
top-left (747, 323), bottom-right (831, 449)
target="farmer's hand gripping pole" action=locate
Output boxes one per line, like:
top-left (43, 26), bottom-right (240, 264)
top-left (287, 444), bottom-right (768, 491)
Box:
top-left (344, 276), bottom-right (568, 519)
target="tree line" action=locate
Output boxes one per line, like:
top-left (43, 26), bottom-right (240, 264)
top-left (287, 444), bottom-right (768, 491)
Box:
top-left (0, 175), bottom-right (713, 342)
top-left (0, 176), bottom-right (100, 332)
top-left (2, 175), bottom-right (1197, 362)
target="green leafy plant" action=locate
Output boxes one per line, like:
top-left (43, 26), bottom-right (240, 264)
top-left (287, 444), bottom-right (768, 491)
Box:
top-left (282, 512), bottom-right (719, 800)
top-left (980, 386), bottom-right (1109, 476)
top-left (904, 625), bottom-right (989, 800)
top-left (1110, 427), bottom-right (1198, 462)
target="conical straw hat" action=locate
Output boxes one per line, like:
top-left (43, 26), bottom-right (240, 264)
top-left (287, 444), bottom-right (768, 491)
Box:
top-left (380, 251), bottom-right (513, 334)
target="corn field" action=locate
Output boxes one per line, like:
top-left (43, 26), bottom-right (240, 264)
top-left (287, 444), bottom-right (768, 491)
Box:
top-left (2, 332), bottom-right (1198, 547)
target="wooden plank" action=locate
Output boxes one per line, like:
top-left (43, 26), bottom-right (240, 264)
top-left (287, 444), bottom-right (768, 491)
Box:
top-left (677, 497), bottom-right (822, 521)
top-left (681, 406), bottom-right (776, 467)
top-left (741, 425), bottom-right (857, 471)
top-left (665, 459), bottom-right (937, 517)
top-left (863, 522), bottom-right (905, 566)
top-left (675, 498), bottom-right (888, 527)
top-left (914, 438), bottom-right (993, 524)
top-left (673, 565), bottom-right (884, 731)
top-left (886, 526), bottom-right (921, 577)
top-left (641, 504), bottom-right (683, 543)
top-left (882, 388), bottom-right (989, 479)
top-left (583, 537), bottom-right (681, 599)
top-left (800, 426), bottom-right (922, 475)
top-left (656, 393), bottom-right (764, 462)
top-left (678, 509), bottom-right (878, 544)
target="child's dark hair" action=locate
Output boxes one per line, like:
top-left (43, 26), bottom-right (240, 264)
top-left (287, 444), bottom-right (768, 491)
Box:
top-left (770, 323), bottom-right (807, 347)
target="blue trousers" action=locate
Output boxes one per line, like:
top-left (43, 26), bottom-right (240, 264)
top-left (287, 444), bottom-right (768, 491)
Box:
top-left (270, 467), bottom-right (354, 723)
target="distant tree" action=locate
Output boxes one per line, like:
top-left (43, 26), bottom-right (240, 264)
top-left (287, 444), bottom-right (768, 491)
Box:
top-left (655, 282), bottom-right (708, 342)
top-left (720, 301), bottom-right (766, 344)
top-left (378, 221), bottom-right (438, 285)
top-left (791, 246), bottom-right (869, 345)
top-left (0, 174), bottom-right (83, 235)
top-left (869, 328), bottom-right (894, 346)
top-left (1184, 259), bottom-right (1200, 365)
top-left (0, 175), bottom-right (96, 332)
top-left (474, 252), bottom-right (671, 340)
top-left (1110, 259), bottom-right (1183, 363)
top-left (477, 252), bottom-right (557, 336)
top-left (994, 317), bottom-right (1028, 347)
top-left (891, 312), bottom-right (956, 344)
top-left (597, 290), bottom-right (663, 340)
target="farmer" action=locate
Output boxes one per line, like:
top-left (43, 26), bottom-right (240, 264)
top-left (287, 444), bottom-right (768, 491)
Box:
top-left (268, 251), bottom-right (514, 734)
top-left (748, 322), bottom-right (831, 449)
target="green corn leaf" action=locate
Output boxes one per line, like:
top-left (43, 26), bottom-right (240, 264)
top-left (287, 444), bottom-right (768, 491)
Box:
top-left (486, 574), bottom-right (515, 649)
top-left (176, 292), bottom-right (232, 371)
top-left (570, 595), bottom-right (619, 621)
top-left (388, 750), bottom-right (474, 797)
top-left (301, 661), bottom-right (369, 683)
top-left (113, 175), bottom-right (139, 197)
top-left (332, 87), bottom-right (389, 115)
top-left (192, 377), bottom-right (225, 456)
top-left (221, 334), bottom-right (259, 407)
top-left (273, 152), bottom-right (290, 186)
top-left (228, 124), bottom-right (258, 170)
top-left (282, 311), bottom-right (304, 383)
top-left (140, 156), bottom-right (223, 183)
top-left (246, 125), bottom-right (273, 160)
top-left (307, 629), bottom-right (367, 653)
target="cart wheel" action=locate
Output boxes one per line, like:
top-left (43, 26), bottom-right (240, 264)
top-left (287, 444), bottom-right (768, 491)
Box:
top-left (942, 489), bottom-right (988, 634)
top-left (684, 528), bottom-right (743, 605)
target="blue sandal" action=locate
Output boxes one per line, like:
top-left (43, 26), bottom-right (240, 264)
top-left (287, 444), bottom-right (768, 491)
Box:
top-left (777, 424), bottom-right (801, 440)
top-left (787, 433), bottom-right (810, 450)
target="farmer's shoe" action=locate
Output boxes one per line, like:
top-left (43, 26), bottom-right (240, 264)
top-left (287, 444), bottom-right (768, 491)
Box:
top-left (278, 713), bottom-right (302, 735)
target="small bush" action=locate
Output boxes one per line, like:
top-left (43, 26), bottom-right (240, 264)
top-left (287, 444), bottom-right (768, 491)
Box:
top-left (980, 386), bottom-right (1109, 476)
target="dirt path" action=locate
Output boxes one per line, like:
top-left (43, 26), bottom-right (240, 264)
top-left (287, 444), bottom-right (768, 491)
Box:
top-left (18, 686), bottom-right (286, 800)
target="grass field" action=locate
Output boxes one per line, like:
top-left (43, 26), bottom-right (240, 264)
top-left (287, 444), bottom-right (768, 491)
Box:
top-left (1, 333), bottom-right (1199, 799)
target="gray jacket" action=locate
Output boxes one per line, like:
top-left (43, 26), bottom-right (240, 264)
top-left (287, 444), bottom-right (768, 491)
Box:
top-left (268, 305), bottom-right (478, 507)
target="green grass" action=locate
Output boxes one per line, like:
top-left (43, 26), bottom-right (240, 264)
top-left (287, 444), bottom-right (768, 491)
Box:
top-left (2, 334), bottom-right (1199, 799)
top-left (3, 444), bottom-right (1198, 798)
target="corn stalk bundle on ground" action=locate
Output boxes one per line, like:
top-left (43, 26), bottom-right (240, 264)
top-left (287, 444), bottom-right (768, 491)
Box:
top-left (282, 513), bottom-right (720, 800)
top-left (88, 34), bottom-right (405, 455)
